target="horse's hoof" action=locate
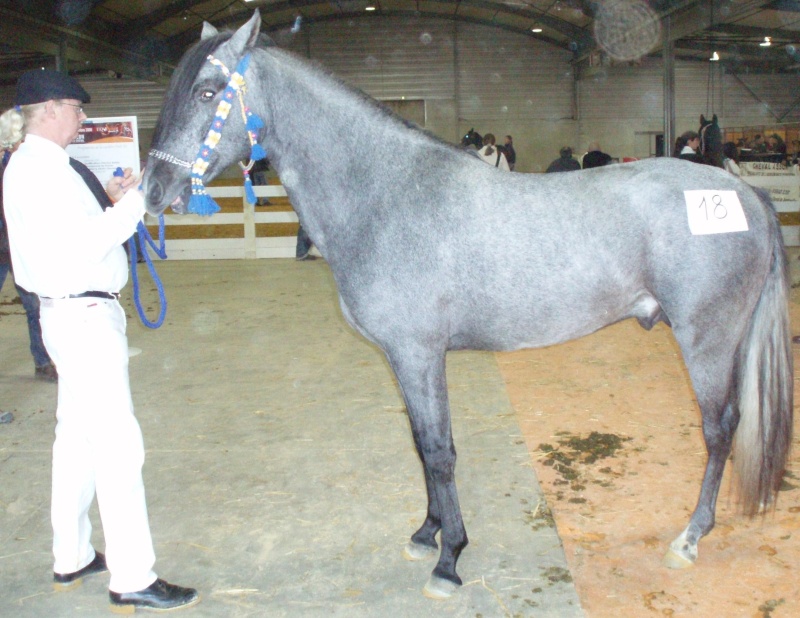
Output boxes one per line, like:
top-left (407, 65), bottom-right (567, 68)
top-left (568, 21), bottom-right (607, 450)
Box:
top-left (662, 547), bottom-right (696, 569)
top-left (403, 541), bottom-right (438, 562)
top-left (422, 575), bottom-right (459, 600)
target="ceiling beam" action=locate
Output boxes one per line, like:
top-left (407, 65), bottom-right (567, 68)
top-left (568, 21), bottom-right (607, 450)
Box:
top-left (191, 0), bottom-right (592, 43)
top-left (117, 0), bottom-right (203, 41)
top-left (166, 8), bottom-right (570, 56)
top-left (571, 0), bottom-right (778, 70)
top-left (0, 6), bottom-right (173, 84)
top-left (706, 23), bottom-right (800, 42)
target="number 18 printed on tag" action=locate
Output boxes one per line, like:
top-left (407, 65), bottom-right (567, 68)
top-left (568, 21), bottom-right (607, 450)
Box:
top-left (684, 190), bottom-right (749, 235)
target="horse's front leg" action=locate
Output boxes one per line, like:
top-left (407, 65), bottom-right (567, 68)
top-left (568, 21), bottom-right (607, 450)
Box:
top-left (387, 348), bottom-right (468, 599)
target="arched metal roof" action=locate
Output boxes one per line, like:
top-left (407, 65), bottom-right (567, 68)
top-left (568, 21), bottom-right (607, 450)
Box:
top-left (0, 0), bottom-right (798, 85)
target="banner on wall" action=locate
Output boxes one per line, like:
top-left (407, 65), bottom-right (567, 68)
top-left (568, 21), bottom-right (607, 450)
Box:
top-left (65, 116), bottom-right (139, 188)
top-left (738, 161), bottom-right (800, 211)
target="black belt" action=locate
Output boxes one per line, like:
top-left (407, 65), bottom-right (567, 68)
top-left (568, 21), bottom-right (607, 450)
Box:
top-left (43, 291), bottom-right (119, 300)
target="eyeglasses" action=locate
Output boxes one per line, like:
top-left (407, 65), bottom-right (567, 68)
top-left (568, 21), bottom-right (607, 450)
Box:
top-left (60, 101), bottom-right (84, 115)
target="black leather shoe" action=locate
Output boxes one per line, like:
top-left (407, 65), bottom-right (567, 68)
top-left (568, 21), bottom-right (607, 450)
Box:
top-left (53, 552), bottom-right (108, 590)
top-left (109, 578), bottom-right (199, 613)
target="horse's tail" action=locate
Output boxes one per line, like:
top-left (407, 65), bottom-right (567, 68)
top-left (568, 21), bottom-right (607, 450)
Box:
top-left (734, 192), bottom-right (794, 516)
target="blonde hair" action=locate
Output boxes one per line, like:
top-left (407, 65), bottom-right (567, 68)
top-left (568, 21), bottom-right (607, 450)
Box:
top-left (0, 103), bottom-right (46, 150)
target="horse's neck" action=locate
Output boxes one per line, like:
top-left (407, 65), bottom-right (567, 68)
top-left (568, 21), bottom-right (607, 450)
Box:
top-left (254, 51), bottom-right (418, 247)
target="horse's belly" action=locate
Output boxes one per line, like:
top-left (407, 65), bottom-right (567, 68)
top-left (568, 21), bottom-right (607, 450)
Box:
top-left (449, 291), bottom-right (661, 352)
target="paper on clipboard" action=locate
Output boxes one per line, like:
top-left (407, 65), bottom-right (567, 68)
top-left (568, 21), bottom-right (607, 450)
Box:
top-left (65, 116), bottom-right (140, 187)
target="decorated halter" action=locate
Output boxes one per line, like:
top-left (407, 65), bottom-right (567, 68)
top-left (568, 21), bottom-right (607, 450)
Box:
top-left (149, 53), bottom-right (266, 216)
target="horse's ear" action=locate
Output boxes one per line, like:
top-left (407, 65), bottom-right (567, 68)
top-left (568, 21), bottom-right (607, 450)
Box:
top-left (201, 22), bottom-right (218, 40)
top-left (700, 114), bottom-right (706, 124)
top-left (228, 9), bottom-right (262, 55)
top-left (712, 114), bottom-right (718, 123)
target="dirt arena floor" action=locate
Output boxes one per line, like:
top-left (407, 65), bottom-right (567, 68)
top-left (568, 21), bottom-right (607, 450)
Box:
top-left (497, 251), bottom-right (800, 618)
top-left (4, 248), bottom-right (800, 617)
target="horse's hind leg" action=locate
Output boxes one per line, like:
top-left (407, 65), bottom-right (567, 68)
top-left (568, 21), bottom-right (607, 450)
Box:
top-left (386, 347), bottom-right (468, 598)
top-left (664, 355), bottom-right (738, 568)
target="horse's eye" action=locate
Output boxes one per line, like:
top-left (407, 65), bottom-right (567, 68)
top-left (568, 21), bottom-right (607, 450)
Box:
top-left (199, 90), bottom-right (216, 102)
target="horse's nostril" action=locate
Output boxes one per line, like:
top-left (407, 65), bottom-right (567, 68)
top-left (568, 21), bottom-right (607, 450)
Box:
top-left (148, 177), bottom-right (165, 205)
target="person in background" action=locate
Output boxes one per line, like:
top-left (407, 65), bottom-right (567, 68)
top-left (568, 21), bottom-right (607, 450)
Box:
top-left (790, 139), bottom-right (800, 165)
top-left (250, 157), bottom-right (271, 206)
top-left (1, 69), bottom-right (198, 613)
top-left (477, 133), bottom-right (510, 171)
top-left (673, 131), bottom-right (703, 163)
top-left (0, 124), bottom-right (57, 382)
top-left (582, 141), bottom-right (613, 169)
top-left (498, 135), bottom-right (516, 171)
top-left (722, 142), bottom-right (740, 176)
top-left (750, 134), bottom-right (767, 153)
top-left (767, 134), bottom-right (787, 158)
top-left (545, 146), bottom-right (581, 173)
top-left (296, 224), bottom-right (316, 261)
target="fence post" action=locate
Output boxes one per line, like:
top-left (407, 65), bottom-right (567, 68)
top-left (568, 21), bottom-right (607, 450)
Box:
top-left (243, 188), bottom-right (256, 259)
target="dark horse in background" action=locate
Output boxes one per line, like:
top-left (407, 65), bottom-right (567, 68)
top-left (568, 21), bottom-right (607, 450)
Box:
top-left (460, 127), bottom-right (482, 150)
top-left (700, 113), bottom-right (724, 168)
top-left (143, 12), bottom-right (793, 599)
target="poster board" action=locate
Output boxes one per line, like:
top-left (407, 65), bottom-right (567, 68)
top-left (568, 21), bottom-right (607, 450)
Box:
top-left (739, 161), bottom-right (800, 212)
top-left (65, 116), bottom-right (139, 187)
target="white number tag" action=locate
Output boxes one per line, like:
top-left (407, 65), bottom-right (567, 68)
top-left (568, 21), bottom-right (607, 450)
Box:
top-left (684, 190), bottom-right (749, 235)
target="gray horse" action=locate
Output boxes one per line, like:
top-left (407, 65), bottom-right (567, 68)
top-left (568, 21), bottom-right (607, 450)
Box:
top-left (143, 11), bottom-right (793, 599)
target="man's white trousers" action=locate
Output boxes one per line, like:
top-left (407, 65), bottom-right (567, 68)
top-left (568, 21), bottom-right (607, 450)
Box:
top-left (40, 297), bottom-right (157, 594)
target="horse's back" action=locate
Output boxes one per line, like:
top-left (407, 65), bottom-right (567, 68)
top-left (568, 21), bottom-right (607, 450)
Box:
top-left (429, 158), bottom-right (775, 351)
top-left (332, 147), bottom-right (777, 354)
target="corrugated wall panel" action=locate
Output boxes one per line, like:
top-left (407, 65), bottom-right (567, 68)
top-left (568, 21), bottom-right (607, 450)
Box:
top-left (675, 63), bottom-right (724, 119)
top-left (578, 60), bottom-right (723, 121)
top-left (456, 23), bottom-right (574, 121)
top-left (578, 64), bottom-right (663, 120)
top-left (305, 17), bottom-right (455, 101)
top-left (78, 77), bottom-right (167, 129)
top-left (723, 72), bottom-right (800, 123)
top-left (0, 78), bottom-right (166, 130)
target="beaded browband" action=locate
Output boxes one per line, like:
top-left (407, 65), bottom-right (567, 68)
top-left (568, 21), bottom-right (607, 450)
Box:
top-left (148, 53), bottom-right (266, 216)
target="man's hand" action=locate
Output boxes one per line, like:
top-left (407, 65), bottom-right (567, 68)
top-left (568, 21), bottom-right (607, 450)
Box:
top-left (106, 167), bottom-right (141, 203)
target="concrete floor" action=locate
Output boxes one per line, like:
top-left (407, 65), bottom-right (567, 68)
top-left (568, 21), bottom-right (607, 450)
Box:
top-left (0, 259), bottom-right (583, 617)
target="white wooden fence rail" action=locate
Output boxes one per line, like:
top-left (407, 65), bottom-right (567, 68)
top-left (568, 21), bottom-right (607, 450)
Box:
top-left (146, 182), bottom-right (799, 259)
top-left (143, 185), bottom-right (300, 260)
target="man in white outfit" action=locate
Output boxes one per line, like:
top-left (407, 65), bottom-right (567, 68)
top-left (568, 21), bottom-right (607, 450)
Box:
top-left (2, 70), bottom-right (198, 613)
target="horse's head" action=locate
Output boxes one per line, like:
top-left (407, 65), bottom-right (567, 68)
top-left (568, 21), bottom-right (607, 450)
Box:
top-left (460, 128), bottom-right (482, 150)
top-left (143, 11), bottom-right (264, 215)
top-left (699, 114), bottom-right (724, 168)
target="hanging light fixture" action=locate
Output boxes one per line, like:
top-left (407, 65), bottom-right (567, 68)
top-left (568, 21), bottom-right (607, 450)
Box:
top-left (710, 51), bottom-right (720, 61)
top-left (760, 36), bottom-right (772, 47)
top-left (531, 25), bottom-right (543, 33)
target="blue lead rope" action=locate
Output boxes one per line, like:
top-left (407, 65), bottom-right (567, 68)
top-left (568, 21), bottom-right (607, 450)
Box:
top-left (128, 216), bottom-right (168, 329)
top-left (114, 166), bottom-right (167, 328)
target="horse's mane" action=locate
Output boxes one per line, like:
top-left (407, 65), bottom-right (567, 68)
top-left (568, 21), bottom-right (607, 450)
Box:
top-left (160, 28), bottom-right (469, 160)
top-left (153, 34), bottom-right (234, 144)
top-left (265, 46), bottom-right (471, 159)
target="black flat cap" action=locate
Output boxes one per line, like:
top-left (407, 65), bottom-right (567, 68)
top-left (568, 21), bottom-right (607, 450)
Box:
top-left (15, 69), bottom-right (90, 106)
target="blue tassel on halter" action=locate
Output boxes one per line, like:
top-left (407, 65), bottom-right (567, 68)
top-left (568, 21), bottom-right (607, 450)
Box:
top-left (246, 112), bottom-right (264, 131)
top-left (188, 192), bottom-right (221, 216)
top-left (243, 174), bottom-right (257, 205)
top-left (251, 143), bottom-right (267, 161)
